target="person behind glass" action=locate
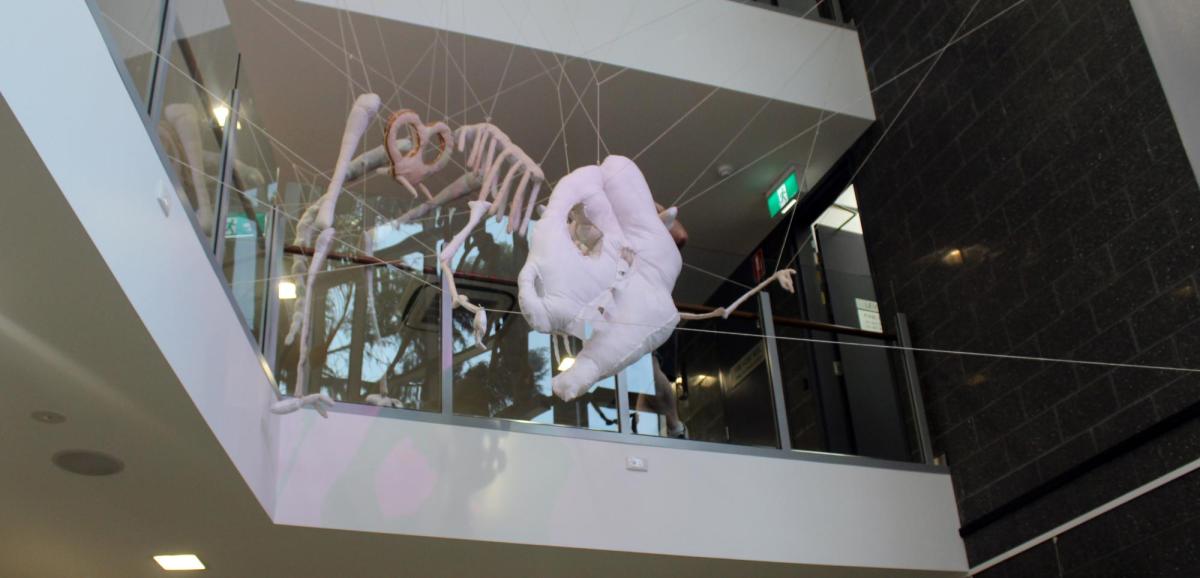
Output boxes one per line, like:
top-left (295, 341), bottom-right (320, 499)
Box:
top-left (635, 203), bottom-right (688, 438)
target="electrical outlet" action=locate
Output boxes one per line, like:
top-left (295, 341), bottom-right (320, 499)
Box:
top-left (156, 180), bottom-right (172, 217)
top-left (625, 456), bottom-right (648, 472)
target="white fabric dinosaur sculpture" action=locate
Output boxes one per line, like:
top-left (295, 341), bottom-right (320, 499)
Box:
top-left (270, 93), bottom-right (795, 417)
top-left (519, 156), bottom-right (796, 401)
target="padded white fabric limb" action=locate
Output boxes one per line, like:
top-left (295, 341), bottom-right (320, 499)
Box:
top-left (519, 156), bottom-right (681, 401)
top-left (519, 156), bottom-right (798, 402)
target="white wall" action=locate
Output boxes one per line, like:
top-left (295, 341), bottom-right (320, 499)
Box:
top-left (0, 1), bottom-right (281, 516)
top-left (302, 0), bottom-right (876, 121)
top-left (275, 411), bottom-right (968, 573)
top-left (1130, 0), bottom-right (1200, 183)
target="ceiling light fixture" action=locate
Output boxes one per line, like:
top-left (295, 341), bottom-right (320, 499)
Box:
top-left (31, 410), bottom-right (66, 424)
top-left (278, 281), bottom-right (298, 300)
top-left (154, 554), bottom-right (206, 571)
top-left (780, 197), bottom-right (798, 215)
top-left (52, 450), bottom-right (124, 476)
top-left (557, 356), bottom-right (576, 372)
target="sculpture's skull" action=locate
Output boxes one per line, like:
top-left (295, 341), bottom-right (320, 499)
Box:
top-left (518, 156), bottom-right (682, 401)
top-left (384, 109), bottom-right (453, 198)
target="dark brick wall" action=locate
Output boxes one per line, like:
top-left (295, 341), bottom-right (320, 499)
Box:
top-left (838, 0), bottom-right (1200, 571)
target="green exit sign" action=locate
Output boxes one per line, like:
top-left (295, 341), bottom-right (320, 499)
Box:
top-left (225, 212), bottom-right (266, 239)
top-left (766, 171), bottom-right (800, 218)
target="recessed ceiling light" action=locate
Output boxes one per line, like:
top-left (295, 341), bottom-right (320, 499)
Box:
top-left (52, 450), bottom-right (124, 476)
top-left (278, 281), bottom-right (298, 300)
top-left (557, 356), bottom-right (575, 371)
top-left (154, 554), bottom-right (206, 571)
top-left (31, 410), bottom-right (66, 424)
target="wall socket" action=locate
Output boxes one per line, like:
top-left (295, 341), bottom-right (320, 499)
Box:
top-left (625, 456), bottom-right (648, 472)
top-left (156, 180), bottom-right (172, 217)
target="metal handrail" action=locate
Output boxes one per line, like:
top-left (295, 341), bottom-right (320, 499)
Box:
top-left (282, 244), bottom-right (893, 340)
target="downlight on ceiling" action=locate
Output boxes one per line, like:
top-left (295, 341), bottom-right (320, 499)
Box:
top-left (941, 248), bottom-right (965, 266)
top-left (557, 356), bottom-right (576, 372)
top-left (31, 410), bottom-right (66, 424)
top-left (52, 449), bottom-right (124, 476)
top-left (154, 554), bottom-right (206, 571)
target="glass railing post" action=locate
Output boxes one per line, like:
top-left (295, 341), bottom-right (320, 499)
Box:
top-left (895, 313), bottom-right (934, 464)
top-left (440, 271), bottom-right (454, 415)
top-left (211, 71), bottom-right (239, 260)
top-left (615, 369), bottom-right (632, 435)
top-left (145, 0), bottom-right (174, 129)
top-left (260, 202), bottom-right (283, 367)
top-left (759, 291), bottom-right (792, 450)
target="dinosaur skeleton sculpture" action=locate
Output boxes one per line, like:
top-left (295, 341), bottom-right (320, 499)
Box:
top-left (270, 93), bottom-right (795, 417)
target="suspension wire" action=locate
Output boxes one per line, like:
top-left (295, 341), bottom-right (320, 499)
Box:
top-left (554, 62), bottom-right (571, 172)
top-left (99, 9), bottom-right (452, 277)
top-left (669, 23), bottom-right (836, 207)
top-left (673, 0), bottom-right (1025, 212)
top-left (426, 26), bottom-right (436, 120)
top-left (434, 32), bottom-right (487, 121)
top-left (488, 43), bottom-right (518, 121)
top-left (498, 0), bottom-right (610, 159)
top-left (110, 0), bottom-right (1039, 348)
top-left (268, 8), bottom-right (443, 256)
top-left (446, 0), bottom-right (706, 121)
top-left (443, 0), bottom-right (449, 122)
top-left (255, 0), bottom-right (449, 120)
top-left (162, 151), bottom-right (440, 295)
top-left (472, 305), bottom-right (1200, 376)
top-left (94, 12), bottom-right (453, 298)
top-left (244, 0), bottom-right (1110, 384)
top-left (778, 0), bottom-right (988, 274)
top-left (537, 66), bottom-right (592, 165)
top-left (773, 29), bottom-right (845, 273)
top-left (683, 262), bottom-right (754, 290)
top-left (845, 0), bottom-right (983, 187)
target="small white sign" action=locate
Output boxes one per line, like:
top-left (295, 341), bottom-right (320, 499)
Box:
top-left (857, 309), bottom-right (883, 333)
top-left (855, 298), bottom-right (879, 313)
top-left (855, 298), bottom-right (883, 332)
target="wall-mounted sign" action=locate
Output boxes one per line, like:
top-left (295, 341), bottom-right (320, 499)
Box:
top-left (855, 298), bottom-right (883, 333)
top-left (766, 170), bottom-right (800, 218)
top-left (225, 212), bottom-right (266, 239)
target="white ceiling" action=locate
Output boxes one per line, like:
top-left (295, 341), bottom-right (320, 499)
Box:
top-left (217, 0), bottom-right (871, 302)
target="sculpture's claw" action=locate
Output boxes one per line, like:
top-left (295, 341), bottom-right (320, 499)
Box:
top-left (472, 308), bottom-right (488, 351)
top-left (269, 398), bottom-right (301, 415)
top-left (270, 393), bottom-right (335, 418)
top-left (776, 269), bottom-right (797, 293)
top-left (365, 394), bottom-right (402, 408)
top-left (397, 175), bottom-right (420, 198)
top-left (551, 356), bottom-right (600, 402)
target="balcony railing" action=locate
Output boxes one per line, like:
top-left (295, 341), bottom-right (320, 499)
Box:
top-left (88, 0), bottom-right (934, 470)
